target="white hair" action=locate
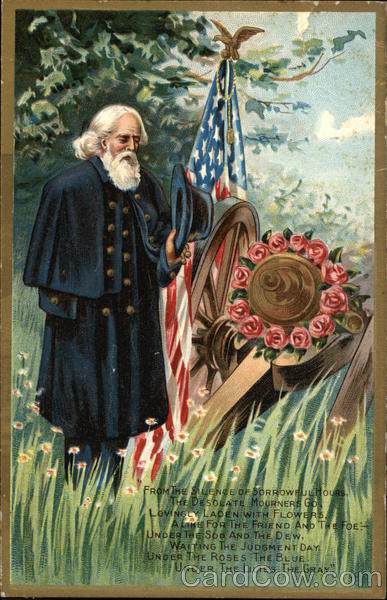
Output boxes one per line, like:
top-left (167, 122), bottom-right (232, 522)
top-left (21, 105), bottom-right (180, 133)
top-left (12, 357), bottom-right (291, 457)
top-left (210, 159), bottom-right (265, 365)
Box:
top-left (72, 104), bottom-right (148, 160)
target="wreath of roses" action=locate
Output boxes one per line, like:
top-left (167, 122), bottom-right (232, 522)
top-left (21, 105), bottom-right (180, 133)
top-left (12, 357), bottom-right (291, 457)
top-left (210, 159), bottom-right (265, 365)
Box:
top-left (228, 228), bottom-right (369, 362)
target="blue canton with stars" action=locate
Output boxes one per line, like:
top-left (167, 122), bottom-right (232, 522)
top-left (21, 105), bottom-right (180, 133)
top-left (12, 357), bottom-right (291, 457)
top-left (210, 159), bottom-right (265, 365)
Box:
top-left (188, 61), bottom-right (247, 197)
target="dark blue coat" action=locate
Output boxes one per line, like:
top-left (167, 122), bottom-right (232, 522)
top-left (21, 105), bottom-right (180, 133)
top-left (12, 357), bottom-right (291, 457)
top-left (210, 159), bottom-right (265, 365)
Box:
top-left (24, 156), bottom-right (181, 440)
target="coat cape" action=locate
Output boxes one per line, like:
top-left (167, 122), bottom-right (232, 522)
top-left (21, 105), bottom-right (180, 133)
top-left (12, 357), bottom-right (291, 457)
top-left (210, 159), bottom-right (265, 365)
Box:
top-left (24, 157), bottom-right (180, 439)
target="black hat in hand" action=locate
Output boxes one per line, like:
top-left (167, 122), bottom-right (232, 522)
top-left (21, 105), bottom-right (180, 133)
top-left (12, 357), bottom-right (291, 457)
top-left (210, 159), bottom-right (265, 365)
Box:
top-left (170, 164), bottom-right (214, 257)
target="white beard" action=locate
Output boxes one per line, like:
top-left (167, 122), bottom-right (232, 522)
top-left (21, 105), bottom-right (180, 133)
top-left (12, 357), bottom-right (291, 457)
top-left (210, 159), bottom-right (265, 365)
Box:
top-left (101, 148), bottom-right (141, 192)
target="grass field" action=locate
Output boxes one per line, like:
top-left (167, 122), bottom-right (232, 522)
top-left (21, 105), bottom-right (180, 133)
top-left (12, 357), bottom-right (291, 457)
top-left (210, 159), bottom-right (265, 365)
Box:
top-left (10, 271), bottom-right (373, 589)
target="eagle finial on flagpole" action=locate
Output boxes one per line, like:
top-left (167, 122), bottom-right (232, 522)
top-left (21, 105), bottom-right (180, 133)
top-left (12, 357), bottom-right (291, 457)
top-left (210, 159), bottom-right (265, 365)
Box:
top-left (211, 19), bottom-right (265, 61)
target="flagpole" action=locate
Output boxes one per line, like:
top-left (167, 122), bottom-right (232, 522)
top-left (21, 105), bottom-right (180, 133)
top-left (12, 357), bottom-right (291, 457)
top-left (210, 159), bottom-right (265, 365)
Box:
top-left (218, 59), bottom-right (236, 146)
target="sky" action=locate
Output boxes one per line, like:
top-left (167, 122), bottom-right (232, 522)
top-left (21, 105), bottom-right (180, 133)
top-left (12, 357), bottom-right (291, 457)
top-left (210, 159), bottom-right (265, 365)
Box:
top-left (189, 10), bottom-right (376, 243)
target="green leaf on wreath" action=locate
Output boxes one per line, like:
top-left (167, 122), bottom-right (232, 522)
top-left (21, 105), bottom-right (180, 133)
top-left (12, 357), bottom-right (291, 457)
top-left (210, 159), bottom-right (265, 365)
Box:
top-left (304, 230), bottom-right (314, 240)
top-left (318, 283), bottom-right (330, 291)
top-left (355, 294), bottom-right (370, 303)
top-left (341, 283), bottom-right (360, 295)
top-left (264, 347), bottom-right (279, 362)
top-left (283, 227), bottom-right (293, 241)
top-left (262, 229), bottom-right (272, 244)
top-left (229, 289), bottom-right (248, 302)
top-left (351, 298), bottom-right (362, 311)
top-left (332, 315), bottom-right (347, 333)
top-left (254, 350), bottom-right (263, 359)
top-left (332, 314), bottom-right (345, 324)
top-left (314, 337), bottom-right (328, 350)
top-left (294, 348), bottom-right (307, 362)
top-left (328, 246), bottom-right (343, 264)
top-left (285, 344), bottom-right (294, 353)
top-left (255, 338), bottom-right (266, 350)
top-left (236, 333), bottom-right (244, 343)
top-left (239, 257), bottom-right (255, 270)
top-left (333, 312), bottom-right (345, 320)
top-left (346, 268), bottom-right (361, 279)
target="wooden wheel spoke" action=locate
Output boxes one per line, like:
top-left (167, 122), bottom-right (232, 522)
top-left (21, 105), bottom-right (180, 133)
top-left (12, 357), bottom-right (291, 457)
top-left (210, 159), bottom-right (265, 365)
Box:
top-left (215, 223), bottom-right (241, 314)
top-left (190, 355), bottom-right (204, 377)
top-left (189, 200), bottom-right (260, 406)
top-left (202, 270), bottom-right (219, 321)
top-left (206, 367), bottom-right (217, 393)
top-left (196, 308), bottom-right (213, 329)
top-left (191, 201), bottom-right (259, 320)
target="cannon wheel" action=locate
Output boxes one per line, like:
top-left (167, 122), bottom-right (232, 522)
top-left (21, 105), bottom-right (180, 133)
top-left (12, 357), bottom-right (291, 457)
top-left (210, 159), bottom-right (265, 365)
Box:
top-left (190, 198), bottom-right (259, 396)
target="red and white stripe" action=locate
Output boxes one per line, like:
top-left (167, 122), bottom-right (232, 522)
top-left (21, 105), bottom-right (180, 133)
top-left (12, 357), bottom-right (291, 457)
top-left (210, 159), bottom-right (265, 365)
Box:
top-left (132, 251), bottom-right (194, 483)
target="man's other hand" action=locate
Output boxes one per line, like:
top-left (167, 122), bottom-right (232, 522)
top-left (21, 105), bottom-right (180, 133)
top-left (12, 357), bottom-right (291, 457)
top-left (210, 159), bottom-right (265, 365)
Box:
top-left (165, 229), bottom-right (191, 266)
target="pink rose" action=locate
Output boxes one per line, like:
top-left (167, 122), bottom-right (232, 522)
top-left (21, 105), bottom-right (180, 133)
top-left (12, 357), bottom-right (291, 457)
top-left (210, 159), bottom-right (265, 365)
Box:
top-left (268, 233), bottom-right (289, 254)
top-left (227, 299), bottom-right (250, 322)
top-left (306, 239), bottom-right (329, 265)
top-left (321, 261), bottom-right (349, 285)
top-left (320, 285), bottom-right (349, 315)
top-left (264, 325), bottom-right (288, 350)
top-left (247, 242), bottom-right (270, 264)
top-left (289, 326), bottom-right (312, 349)
top-left (289, 234), bottom-right (308, 254)
top-left (238, 315), bottom-right (264, 339)
top-left (309, 313), bottom-right (335, 338)
top-left (231, 266), bottom-right (251, 290)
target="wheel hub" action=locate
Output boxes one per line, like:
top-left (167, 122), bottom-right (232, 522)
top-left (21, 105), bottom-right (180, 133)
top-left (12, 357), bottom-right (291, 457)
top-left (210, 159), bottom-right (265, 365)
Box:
top-left (194, 316), bottom-right (238, 375)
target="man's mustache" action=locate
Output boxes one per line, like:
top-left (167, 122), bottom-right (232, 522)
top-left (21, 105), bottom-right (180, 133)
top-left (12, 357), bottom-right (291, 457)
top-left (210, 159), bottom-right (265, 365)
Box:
top-left (115, 150), bottom-right (138, 165)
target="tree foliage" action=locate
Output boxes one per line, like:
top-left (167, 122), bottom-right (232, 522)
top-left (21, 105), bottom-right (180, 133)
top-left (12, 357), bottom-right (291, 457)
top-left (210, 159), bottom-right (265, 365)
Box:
top-left (13, 10), bottom-right (366, 267)
top-left (15, 10), bottom-right (365, 168)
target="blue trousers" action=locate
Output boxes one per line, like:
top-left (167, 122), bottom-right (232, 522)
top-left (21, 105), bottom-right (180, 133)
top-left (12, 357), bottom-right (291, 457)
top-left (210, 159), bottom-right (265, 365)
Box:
top-left (64, 437), bottom-right (129, 493)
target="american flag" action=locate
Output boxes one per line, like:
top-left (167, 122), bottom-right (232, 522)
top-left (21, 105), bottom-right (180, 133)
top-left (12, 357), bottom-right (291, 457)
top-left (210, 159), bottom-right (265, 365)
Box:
top-left (131, 59), bottom-right (247, 482)
top-left (187, 59), bottom-right (248, 202)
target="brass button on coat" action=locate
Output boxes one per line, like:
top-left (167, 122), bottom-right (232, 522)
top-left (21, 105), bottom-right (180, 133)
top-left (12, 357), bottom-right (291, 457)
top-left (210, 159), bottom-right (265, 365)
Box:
top-left (123, 278), bottom-right (132, 287)
top-left (122, 230), bottom-right (129, 238)
top-left (106, 268), bottom-right (114, 278)
top-left (144, 213), bottom-right (151, 222)
top-left (169, 272), bottom-right (176, 280)
top-left (107, 223), bottom-right (115, 232)
top-left (123, 252), bottom-right (131, 262)
top-left (109, 201), bottom-right (116, 209)
top-left (102, 307), bottom-right (110, 316)
top-left (149, 235), bottom-right (155, 243)
top-left (126, 305), bottom-right (134, 315)
top-left (123, 206), bottom-right (129, 214)
top-left (50, 296), bottom-right (59, 305)
top-left (106, 246), bottom-right (114, 255)
top-left (134, 193), bottom-right (141, 201)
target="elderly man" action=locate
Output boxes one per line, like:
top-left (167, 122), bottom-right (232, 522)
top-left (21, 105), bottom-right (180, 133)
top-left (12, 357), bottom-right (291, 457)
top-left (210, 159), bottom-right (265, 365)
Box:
top-left (24, 104), bottom-right (188, 489)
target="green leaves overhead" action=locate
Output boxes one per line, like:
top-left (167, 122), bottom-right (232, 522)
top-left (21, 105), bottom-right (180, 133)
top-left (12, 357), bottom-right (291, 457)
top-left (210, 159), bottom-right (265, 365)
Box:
top-left (14, 10), bottom-right (366, 180)
top-left (332, 30), bottom-right (366, 54)
top-left (28, 15), bottom-right (48, 33)
top-left (292, 38), bottom-right (324, 59)
top-left (15, 9), bottom-right (216, 165)
top-left (40, 47), bottom-right (67, 70)
top-left (245, 125), bottom-right (308, 155)
top-left (245, 98), bottom-right (266, 120)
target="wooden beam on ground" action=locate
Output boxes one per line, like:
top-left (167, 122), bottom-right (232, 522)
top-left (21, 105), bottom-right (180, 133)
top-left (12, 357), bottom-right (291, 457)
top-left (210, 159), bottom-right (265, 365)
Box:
top-left (317, 316), bottom-right (373, 453)
top-left (189, 349), bottom-right (271, 449)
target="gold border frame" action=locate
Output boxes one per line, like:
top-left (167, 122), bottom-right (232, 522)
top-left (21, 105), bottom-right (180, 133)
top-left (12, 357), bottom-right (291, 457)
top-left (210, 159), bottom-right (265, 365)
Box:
top-left (1, 1), bottom-right (386, 597)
